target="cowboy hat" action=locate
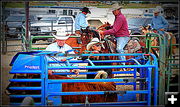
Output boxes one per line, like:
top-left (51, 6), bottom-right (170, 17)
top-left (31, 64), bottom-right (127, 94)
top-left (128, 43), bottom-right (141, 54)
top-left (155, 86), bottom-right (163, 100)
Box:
top-left (81, 7), bottom-right (91, 14)
top-left (131, 37), bottom-right (140, 42)
top-left (110, 3), bottom-right (123, 11)
top-left (154, 9), bottom-right (160, 13)
top-left (52, 28), bottom-right (70, 40)
top-left (86, 38), bottom-right (104, 51)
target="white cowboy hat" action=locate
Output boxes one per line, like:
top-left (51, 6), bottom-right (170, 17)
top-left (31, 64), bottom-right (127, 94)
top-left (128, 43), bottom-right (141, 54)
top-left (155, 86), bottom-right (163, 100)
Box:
top-left (154, 9), bottom-right (160, 13)
top-left (132, 37), bottom-right (140, 42)
top-left (52, 28), bottom-right (70, 40)
top-left (86, 38), bottom-right (104, 51)
top-left (110, 2), bottom-right (123, 11)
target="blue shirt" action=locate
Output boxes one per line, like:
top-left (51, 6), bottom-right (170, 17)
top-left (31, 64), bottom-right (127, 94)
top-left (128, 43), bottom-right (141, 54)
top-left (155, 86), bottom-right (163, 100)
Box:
top-left (45, 42), bottom-right (76, 74)
top-left (45, 42), bottom-right (73, 53)
top-left (151, 15), bottom-right (169, 34)
top-left (75, 13), bottom-right (88, 30)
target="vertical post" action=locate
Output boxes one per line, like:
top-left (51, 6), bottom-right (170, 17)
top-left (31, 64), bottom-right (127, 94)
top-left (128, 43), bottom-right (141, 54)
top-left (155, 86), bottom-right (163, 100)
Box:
top-left (133, 68), bottom-right (137, 90)
top-left (41, 55), bottom-right (46, 105)
top-left (154, 59), bottom-right (159, 105)
top-left (25, 2), bottom-right (29, 51)
top-left (158, 35), bottom-right (165, 105)
top-left (147, 68), bottom-right (152, 105)
top-left (145, 33), bottom-right (151, 54)
top-left (0, 1), bottom-right (2, 54)
top-left (0, 1), bottom-right (2, 105)
top-left (1, 2), bottom-right (6, 54)
top-left (51, 20), bottom-right (53, 31)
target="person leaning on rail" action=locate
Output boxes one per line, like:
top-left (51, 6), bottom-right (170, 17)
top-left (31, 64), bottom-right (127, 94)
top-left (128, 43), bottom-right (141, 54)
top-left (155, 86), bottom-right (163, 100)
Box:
top-left (45, 28), bottom-right (79, 76)
top-left (82, 37), bottom-right (113, 79)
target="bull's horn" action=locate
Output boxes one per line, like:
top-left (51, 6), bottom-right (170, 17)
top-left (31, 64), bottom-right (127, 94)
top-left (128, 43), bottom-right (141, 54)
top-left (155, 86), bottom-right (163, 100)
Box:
top-left (94, 70), bottom-right (108, 79)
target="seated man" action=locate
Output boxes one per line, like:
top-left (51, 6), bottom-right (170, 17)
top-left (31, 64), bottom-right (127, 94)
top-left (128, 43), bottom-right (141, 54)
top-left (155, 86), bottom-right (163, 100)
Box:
top-left (45, 29), bottom-right (79, 76)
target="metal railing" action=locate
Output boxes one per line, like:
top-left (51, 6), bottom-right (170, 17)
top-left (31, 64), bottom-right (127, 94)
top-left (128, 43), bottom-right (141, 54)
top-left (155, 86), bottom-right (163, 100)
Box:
top-left (8, 52), bottom-right (158, 106)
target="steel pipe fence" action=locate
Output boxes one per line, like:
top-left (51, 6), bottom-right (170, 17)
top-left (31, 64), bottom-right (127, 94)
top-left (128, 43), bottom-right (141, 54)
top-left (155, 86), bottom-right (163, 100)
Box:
top-left (8, 52), bottom-right (158, 106)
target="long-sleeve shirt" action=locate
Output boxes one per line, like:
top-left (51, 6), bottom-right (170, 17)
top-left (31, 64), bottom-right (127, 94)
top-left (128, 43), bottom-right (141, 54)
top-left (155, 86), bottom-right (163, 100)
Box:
top-left (45, 42), bottom-right (76, 73)
top-left (151, 15), bottom-right (169, 30)
top-left (75, 13), bottom-right (88, 30)
top-left (103, 12), bottom-right (129, 37)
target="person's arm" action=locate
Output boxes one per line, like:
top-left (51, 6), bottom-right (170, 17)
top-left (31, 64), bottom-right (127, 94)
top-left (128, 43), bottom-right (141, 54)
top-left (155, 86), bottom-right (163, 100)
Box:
top-left (103, 17), bottom-right (123, 35)
top-left (150, 18), bottom-right (154, 29)
top-left (161, 16), bottom-right (169, 30)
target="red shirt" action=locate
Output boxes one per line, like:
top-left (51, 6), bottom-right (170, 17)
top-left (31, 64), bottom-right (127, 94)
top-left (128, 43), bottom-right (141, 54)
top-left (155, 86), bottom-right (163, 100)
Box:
top-left (104, 12), bottom-right (129, 37)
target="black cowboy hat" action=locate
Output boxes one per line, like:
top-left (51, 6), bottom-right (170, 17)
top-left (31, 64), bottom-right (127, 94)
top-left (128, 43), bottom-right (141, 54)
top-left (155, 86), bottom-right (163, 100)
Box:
top-left (81, 7), bottom-right (91, 14)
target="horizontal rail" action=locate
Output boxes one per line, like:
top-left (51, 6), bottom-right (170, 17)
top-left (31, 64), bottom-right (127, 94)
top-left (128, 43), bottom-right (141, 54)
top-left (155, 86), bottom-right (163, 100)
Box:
top-left (9, 70), bottom-right (136, 74)
top-left (9, 78), bottom-right (147, 83)
top-left (9, 87), bottom-right (41, 90)
top-left (10, 103), bottom-right (42, 106)
top-left (7, 44), bottom-right (22, 46)
top-left (48, 90), bottom-right (149, 96)
top-left (130, 35), bottom-right (146, 37)
top-left (48, 59), bottom-right (135, 64)
top-left (115, 82), bottom-right (139, 85)
top-left (32, 43), bottom-right (51, 45)
top-left (10, 79), bottom-right (41, 82)
top-left (43, 53), bottom-right (146, 56)
top-left (10, 70), bottom-right (42, 74)
top-left (61, 101), bottom-right (148, 106)
top-left (9, 95), bottom-right (41, 98)
top-left (48, 78), bottom-right (147, 83)
top-left (53, 71), bottom-right (135, 75)
top-left (48, 65), bottom-right (156, 70)
top-left (10, 101), bottom-right (148, 106)
top-left (32, 47), bottom-right (46, 50)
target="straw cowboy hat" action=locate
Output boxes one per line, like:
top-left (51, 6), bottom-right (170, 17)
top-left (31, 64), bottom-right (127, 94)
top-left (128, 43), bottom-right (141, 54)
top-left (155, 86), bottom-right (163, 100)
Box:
top-left (154, 9), bottom-right (160, 13)
top-left (110, 2), bottom-right (123, 11)
top-left (52, 28), bottom-right (70, 40)
top-left (131, 37), bottom-right (140, 42)
top-left (86, 38), bottom-right (104, 51)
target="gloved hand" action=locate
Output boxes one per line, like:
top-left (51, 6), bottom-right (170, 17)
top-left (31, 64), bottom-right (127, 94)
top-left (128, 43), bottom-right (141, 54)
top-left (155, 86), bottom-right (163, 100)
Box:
top-left (99, 31), bottom-right (104, 39)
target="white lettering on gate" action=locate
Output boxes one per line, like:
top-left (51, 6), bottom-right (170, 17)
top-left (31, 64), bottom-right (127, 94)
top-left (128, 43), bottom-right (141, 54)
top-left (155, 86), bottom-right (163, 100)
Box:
top-left (24, 65), bottom-right (40, 69)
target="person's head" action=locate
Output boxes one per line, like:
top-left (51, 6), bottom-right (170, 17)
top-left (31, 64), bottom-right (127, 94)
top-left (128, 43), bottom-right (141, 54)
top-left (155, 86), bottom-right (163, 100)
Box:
top-left (52, 29), bottom-right (70, 47)
top-left (154, 9), bottom-right (160, 16)
top-left (81, 7), bottom-right (91, 15)
top-left (110, 3), bottom-right (123, 16)
top-left (86, 38), bottom-right (103, 52)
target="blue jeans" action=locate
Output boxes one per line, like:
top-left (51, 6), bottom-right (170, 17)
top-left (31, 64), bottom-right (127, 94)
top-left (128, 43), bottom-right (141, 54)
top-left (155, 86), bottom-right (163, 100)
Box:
top-left (116, 37), bottom-right (130, 61)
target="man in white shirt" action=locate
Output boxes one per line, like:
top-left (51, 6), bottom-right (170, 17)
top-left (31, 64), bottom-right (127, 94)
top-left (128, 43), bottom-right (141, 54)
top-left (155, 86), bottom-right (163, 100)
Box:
top-left (45, 29), bottom-right (79, 76)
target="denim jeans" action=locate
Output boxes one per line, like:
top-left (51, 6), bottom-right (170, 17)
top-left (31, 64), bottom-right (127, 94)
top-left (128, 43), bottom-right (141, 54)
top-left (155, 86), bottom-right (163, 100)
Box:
top-left (116, 36), bottom-right (130, 61)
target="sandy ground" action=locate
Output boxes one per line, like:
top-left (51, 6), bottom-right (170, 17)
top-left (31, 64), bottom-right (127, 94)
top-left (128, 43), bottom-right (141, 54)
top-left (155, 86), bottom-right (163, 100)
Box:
top-left (1, 53), bottom-right (16, 105)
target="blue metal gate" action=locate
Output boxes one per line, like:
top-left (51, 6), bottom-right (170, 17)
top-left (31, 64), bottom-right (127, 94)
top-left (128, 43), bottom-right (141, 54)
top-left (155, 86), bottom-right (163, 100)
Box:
top-left (8, 51), bottom-right (158, 106)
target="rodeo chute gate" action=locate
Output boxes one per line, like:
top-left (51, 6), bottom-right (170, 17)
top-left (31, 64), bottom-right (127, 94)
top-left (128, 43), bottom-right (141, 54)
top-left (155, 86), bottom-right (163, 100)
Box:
top-left (8, 51), bottom-right (158, 106)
